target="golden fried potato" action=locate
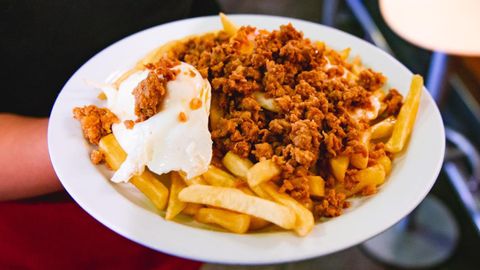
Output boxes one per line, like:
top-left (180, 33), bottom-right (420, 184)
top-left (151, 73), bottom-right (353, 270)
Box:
top-left (182, 203), bottom-right (203, 216)
top-left (246, 159), bottom-right (281, 187)
top-left (377, 155), bottom-right (392, 175)
top-left (165, 172), bottom-right (187, 220)
top-left (183, 175), bottom-right (207, 186)
top-left (203, 165), bottom-right (240, 187)
top-left (130, 172), bottom-right (170, 211)
top-left (219, 13), bottom-right (238, 36)
top-left (195, 208), bottom-right (250, 234)
top-left (237, 187), bottom-right (271, 230)
top-left (209, 96), bottom-right (224, 130)
top-left (178, 185), bottom-right (296, 230)
top-left (351, 147), bottom-right (368, 169)
top-left (308, 176), bottom-right (325, 197)
top-left (350, 164), bottom-right (386, 195)
top-left (386, 75), bottom-right (423, 153)
top-left (370, 116), bottom-right (396, 140)
top-left (261, 182), bottom-right (314, 236)
top-left (351, 132), bottom-right (370, 169)
top-left (330, 155), bottom-right (349, 182)
top-left (222, 151), bottom-right (253, 179)
top-left (99, 134), bottom-right (169, 210)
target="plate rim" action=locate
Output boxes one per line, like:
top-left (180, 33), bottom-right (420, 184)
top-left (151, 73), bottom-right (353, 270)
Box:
top-left (48, 14), bottom-right (445, 265)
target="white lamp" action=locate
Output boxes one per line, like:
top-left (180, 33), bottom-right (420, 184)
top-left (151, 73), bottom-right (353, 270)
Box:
top-left (360, 1), bottom-right (480, 268)
top-left (380, 0), bottom-right (480, 56)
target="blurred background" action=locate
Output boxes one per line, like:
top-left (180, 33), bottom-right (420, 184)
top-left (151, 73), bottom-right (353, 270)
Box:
top-left (202, 0), bottom-right (480, 269)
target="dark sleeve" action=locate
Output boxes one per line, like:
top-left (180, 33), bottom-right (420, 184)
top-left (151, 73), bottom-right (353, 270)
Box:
top-left (1, 0), bottom-right (220, 117)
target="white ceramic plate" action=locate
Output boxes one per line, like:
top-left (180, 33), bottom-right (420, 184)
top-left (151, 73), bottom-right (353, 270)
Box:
top-left (48, 15), bottom-right (445, 265)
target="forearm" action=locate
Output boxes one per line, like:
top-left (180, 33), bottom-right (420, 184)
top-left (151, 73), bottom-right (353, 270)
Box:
top-left (0, 114), bottom-right (62, 201)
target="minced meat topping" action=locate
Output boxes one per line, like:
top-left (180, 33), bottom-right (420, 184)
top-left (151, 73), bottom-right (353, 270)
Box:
top-left (172, 24), bottom-right (402, 216)
top-left (134, 58), bottom-right (180, 122)
top-left (73, 23), bottom-right (404, 220)
top-left (73, 105), bottom-right (119, 145)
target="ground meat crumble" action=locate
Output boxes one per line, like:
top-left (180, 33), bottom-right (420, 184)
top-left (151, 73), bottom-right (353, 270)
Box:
top-left (172, 24), bottom-right (403, 219)
top-left (74, 24), bottom-right (403, 221)
top-left (134, 58), bottom-right (180, 123)
top-left (73, 105), bottom-right (119, 145)
top-left (133, 72), bottom-right (166, 122)
top-left (90, 149), bottom-right (105, 164)
top-left (382, 88), bottom-right (403, 117)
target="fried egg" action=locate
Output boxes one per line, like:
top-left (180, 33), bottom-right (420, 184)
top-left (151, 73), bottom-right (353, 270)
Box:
top-left (101, 62), bottom-right (212, 183)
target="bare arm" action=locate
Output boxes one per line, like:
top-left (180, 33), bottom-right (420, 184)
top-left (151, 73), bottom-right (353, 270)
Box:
top-left (0, 114), bottom-right (62, 201)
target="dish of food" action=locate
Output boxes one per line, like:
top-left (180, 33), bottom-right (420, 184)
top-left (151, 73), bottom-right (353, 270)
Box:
top-left (48, 14), bottom-right (444, 264)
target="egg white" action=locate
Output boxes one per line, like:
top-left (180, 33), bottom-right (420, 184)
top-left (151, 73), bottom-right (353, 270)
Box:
top-left (101, 62), bottom-right (212, 183)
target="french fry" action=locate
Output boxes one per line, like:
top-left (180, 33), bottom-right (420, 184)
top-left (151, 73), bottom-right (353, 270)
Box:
top-left (385, 75), bottom-right (423, 153)
top-left (250, 185), bottom-right (272, 200)
top-left (330, 155), bottom-right (349, 182)
top-left (182, 203), bottom-right (203, 216)
top-left (261, 182), bottom-right (314, 236)
top-left (253, 92), bottom-right (280, 113)
top-left (238, 187), bottom-right (271, 230)
top-left (349, 164), bottom-right (386, 195)
top-left (195, 208), bottom-right (250, 234)
top-left (249, 216), bottom-right (271, 231)
top-left (219, 13), bottom-right (238, 36)
top-left (237, 186), bottom-right (255, 196)
top-left (351, 132), bottom-right (370, 169)
top-left (155, 172), bottom-right (172, 187)
top-left (351, 56), bottom-right (363, 75)
top-left (315, 41), bottom-right (326, 51)
top-left (178, 185), bottom-right (296, 229)
top-left (340, 48), bottom-right (351, 60)
top-left (308, 176), bottom-right (325, 197)
top-left (377, 155), bottom-right (392, 175)
top-left (99, 134), bottom-right (127, 170)
top-left (99, 134), bottom-right (169, 210)
top-left (183, 175), bottom-right (207, 186)
top-left (130, 172), bottom-right (170, 211)
top-left (246, 159), bottom-right (281, 187)
top-left (165, 172), bottom-right (187, 220)
top-left (209, 96), bottom-right (223, 130)
top-left (97, 92), bottom-right (107, 100)
top-left (351, 150), bottom-right (368, 169)
top-left (222, 151), bottom-right (253, 179)
top-left (202, 165), bottom-right (240, 187)
top-left (78, 13), bottom-right (423, 237)
top-left (351, 87), bottom-right (394, 165)
top-left (370, 116), bottom-right (396, 140)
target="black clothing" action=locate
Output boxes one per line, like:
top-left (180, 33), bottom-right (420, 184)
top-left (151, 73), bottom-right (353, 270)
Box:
top-left (1, 0), bottom-right (220, 116)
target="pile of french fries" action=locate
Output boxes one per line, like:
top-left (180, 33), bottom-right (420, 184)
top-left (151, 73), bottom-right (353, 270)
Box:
top-left (92, 14), bottom-right (424, 236)
top-left (99, 134), bottom-right (311, 235)
top-left (99, 70), bottom-right (421, 235)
